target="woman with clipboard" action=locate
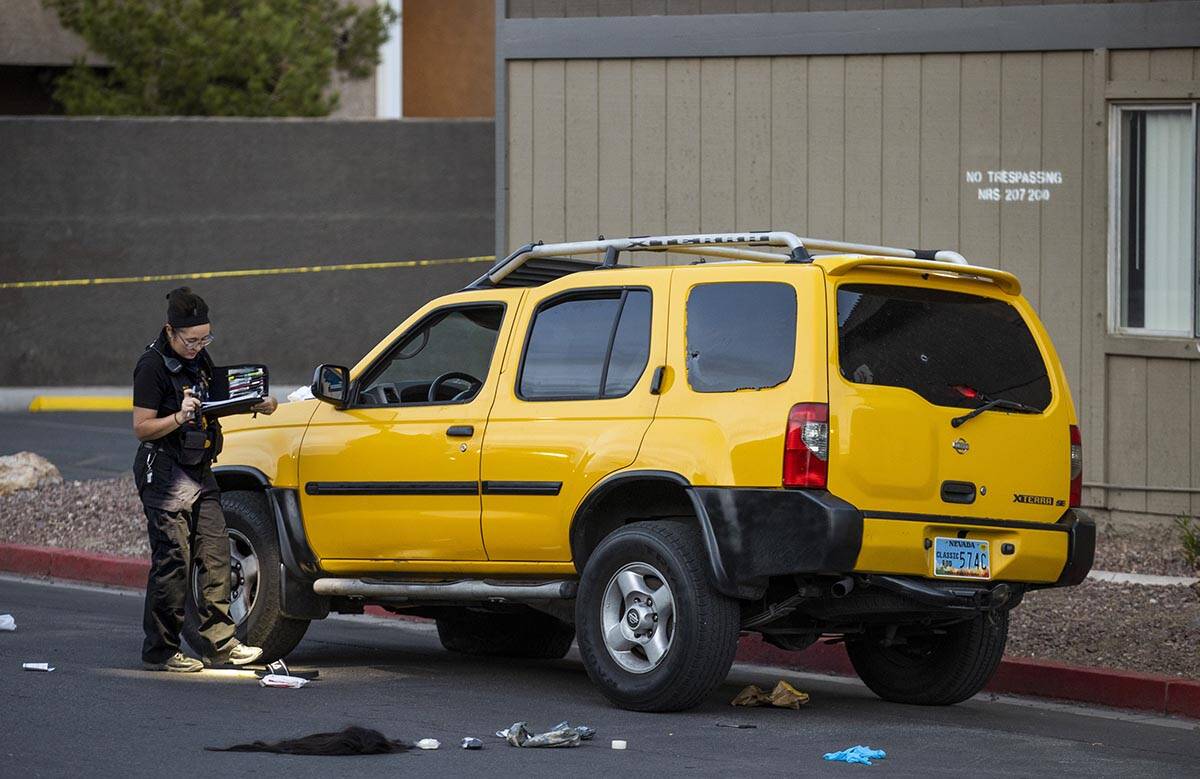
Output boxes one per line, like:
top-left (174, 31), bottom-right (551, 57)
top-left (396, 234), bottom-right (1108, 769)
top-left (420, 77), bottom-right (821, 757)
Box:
top-left (131, 287), bottom-right (276, 672)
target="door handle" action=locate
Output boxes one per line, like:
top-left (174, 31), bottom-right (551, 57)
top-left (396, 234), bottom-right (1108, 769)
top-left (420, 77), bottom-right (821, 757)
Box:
top-left (447, 425), bottom-right (474, 438)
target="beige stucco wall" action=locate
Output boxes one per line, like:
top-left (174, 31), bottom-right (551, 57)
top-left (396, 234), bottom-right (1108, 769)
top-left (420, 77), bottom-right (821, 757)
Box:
top-left (0, 0), bottom-right (97, 65)
top-left (505, 47), bottom-right (1200, 521)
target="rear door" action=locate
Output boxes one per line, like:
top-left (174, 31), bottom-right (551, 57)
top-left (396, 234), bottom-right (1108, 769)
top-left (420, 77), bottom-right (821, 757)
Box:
top-left (826, 273), bottom-right (1073, 523)
top-left (479, 269), bottom-right (668, 561)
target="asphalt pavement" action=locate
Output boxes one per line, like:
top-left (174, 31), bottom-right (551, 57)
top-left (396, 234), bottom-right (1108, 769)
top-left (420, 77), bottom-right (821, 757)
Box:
top-left (0, 412), bottom-right (133, 480)
top-left (0, 575), bottom-right (1197, 778)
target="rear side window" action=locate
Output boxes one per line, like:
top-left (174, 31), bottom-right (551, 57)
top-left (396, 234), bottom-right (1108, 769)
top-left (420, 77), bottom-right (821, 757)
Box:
top-left (686, 282), bottom-right (797, 393)
top-left (837, 283), bottom-right (1051, 410)
top-left (519, 289), bottom-right (651, 400)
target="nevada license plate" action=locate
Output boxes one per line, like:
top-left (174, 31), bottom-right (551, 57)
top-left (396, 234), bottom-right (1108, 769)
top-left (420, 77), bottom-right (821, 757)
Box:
top-left (932, 537), bottom-right (991, 579)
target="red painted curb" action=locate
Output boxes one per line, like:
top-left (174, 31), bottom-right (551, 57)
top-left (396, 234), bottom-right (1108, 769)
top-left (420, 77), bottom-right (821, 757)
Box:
top-left (2, 542), bottom-right (1195, 720)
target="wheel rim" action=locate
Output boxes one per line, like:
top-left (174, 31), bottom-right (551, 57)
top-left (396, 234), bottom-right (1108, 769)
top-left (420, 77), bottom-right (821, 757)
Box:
top-left (191, 528), bottom-right (260, 628)
top-left (600, 562), bottom-right (675, 674)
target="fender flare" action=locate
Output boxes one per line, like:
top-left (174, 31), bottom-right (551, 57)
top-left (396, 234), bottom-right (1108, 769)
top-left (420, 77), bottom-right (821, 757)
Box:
top-left (211, 465), bottom-right (328, 619)
top-left (569, 470), bottom-right (757, 599)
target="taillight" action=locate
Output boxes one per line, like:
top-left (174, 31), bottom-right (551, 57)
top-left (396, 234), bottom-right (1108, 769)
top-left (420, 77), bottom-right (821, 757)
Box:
top-left (784, 403), bottom-right (829, 489)
top-left (1069, 425), bottom-right (1082, 508)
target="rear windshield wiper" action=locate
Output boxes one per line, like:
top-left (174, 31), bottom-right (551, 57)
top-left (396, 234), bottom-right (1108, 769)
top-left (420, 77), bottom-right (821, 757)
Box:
top-left (951, 397), bottom-right (1042, 428)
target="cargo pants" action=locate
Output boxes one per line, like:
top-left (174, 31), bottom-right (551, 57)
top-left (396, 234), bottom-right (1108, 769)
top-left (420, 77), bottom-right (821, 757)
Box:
top-left (141, 485), bottom-right (238, 664)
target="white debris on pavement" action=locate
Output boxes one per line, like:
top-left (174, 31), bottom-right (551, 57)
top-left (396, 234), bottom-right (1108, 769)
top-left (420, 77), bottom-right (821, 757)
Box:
top-left (258, 673), bottom-right (308, 688)
top-left (22, 662), bottom-right (54, 672)
top-left (0, 614), bottom-right (15, 631)
top-left (611, 740), bottom-right (627, 750)
top-left (416, 739), bottom-right (440, 750)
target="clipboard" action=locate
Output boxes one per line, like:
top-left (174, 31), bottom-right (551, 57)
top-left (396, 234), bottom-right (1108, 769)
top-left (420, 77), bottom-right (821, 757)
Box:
top-left (203, 364), bottom-right (269, 418)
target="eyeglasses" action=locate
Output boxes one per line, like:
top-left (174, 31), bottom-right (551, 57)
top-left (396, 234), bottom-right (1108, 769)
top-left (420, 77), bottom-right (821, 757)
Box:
top-left (172, 332), bottom-right (215, 349)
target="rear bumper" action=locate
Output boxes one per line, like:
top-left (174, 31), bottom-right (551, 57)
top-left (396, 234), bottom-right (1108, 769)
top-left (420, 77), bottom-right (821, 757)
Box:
top-left (690, 486), bottom-right (1095, 598)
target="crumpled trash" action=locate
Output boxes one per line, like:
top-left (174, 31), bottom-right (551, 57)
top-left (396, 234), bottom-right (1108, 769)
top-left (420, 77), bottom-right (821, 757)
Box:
top-left (22, 662), bottom-right (54, 672)
top-left (287, 386), bottom-right (315, 403)
top-left (823, 745), bottom-right (887, 765)
top-left (731, 680), bottom-right (810, 710)
top-left (495, 721), bottom-right (596, 748)
top-left (0, 614), bottom-right (15, 631)
top-left (259, 674), bottom-right (309, 689)
top-left (461, 737), bottom-right (483, 750)
top-left (416, 739), bottom-right (440, 750)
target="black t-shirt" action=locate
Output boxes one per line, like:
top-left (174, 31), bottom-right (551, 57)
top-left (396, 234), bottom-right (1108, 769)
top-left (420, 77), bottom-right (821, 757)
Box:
top-left (133, 333), bottom-right (218, 469)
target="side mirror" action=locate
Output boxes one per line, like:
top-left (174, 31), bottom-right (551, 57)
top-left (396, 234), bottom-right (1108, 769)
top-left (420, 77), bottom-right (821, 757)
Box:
top-left (311, 364), bottom-right (350, 408)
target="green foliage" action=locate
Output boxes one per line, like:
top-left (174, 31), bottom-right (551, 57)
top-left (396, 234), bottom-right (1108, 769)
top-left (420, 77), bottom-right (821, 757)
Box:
top-left (1177, 515), bottom-right (1200, 569)
top-left (43, 0), bottom-right (396, 116)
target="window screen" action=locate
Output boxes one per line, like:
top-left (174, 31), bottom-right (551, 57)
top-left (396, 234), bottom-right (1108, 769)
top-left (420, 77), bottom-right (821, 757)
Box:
top-left (1116, 106), bottom-right (1198, 335)
top-left (520, 289), bottom-right (652, 400)
top-left (685, 282), bottom-right (796, 393)
top-left (837, 284), bottom-right (1051, 411)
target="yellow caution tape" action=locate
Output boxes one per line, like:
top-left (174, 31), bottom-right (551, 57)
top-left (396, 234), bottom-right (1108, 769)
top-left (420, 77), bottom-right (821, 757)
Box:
top-left (29, 395), bottom-right (134, 412)
top-left (0, 255), bottom-right (496, 290)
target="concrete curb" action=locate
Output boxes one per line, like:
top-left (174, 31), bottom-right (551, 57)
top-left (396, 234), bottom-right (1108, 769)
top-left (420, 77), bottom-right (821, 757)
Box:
top-left (0, 387), bottom-right (131, 412)
top-left (0, 386), bottom-right (309, 412)
top-left (2, 541), bottom-right (1196, 720)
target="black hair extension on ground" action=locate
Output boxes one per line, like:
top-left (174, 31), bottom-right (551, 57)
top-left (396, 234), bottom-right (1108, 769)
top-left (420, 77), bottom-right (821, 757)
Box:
top-left (206, 725), bottom-right (412, 756)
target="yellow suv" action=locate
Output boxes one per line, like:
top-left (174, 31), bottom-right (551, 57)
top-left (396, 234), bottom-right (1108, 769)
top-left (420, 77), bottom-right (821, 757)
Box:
top-left (201, 232), bottom-right (1094, 712)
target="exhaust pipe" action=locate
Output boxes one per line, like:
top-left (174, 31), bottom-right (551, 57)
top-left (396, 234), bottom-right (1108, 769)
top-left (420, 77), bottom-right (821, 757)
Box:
top-left (313, 578), bottom-right (577, 602)
top-left (830, 576), bottom-right (855, 598)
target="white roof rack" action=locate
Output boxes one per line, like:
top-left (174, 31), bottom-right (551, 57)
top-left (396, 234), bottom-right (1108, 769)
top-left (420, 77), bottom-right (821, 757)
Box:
top-left (470, 231), bottom-right (971, 288)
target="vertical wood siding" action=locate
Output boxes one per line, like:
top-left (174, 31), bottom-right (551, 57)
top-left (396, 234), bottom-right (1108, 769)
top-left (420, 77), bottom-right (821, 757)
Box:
top-left (508, 0), bottom-right (1172, 17)
top-left (506, 48), bottom-right (1200, 515)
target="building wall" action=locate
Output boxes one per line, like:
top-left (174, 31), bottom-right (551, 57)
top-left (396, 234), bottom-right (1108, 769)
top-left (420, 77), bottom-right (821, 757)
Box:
top-left (502, 19), bottom-right (1200, 520)
top-left (0, 118), bottom-right (495, 386)
top-left (506, 0), bottom-right (1180, 16)
top-left (404, 0), bottom-right (495, 117)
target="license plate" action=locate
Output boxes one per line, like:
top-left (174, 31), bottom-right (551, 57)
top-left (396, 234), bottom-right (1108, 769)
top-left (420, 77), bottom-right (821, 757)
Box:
top-left (932, 537), bottom-right (991, 579)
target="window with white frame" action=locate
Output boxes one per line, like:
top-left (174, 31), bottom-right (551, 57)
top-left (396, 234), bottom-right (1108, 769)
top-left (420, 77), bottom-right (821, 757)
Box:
top-left (1111, 104), bottom-right (1198, 337)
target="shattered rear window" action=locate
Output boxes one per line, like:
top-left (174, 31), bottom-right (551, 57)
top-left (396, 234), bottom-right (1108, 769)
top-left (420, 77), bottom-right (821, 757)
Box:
top-left (836, 283), bottom-right (1051, 411)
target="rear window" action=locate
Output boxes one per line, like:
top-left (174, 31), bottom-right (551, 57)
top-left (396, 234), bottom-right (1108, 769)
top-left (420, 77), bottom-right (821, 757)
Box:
top-left (836, 283), bottom-right (1051, 410)
top-left (686, 282), bottom-right (796, 393)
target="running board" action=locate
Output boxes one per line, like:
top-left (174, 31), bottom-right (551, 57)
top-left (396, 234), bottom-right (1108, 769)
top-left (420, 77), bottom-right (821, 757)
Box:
top-left (312, 578), bottom-right (578, 602)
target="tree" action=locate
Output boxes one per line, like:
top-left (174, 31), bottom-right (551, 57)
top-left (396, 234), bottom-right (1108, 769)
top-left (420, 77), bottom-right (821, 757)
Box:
top-left (44, 0), bottom-right (396, 116)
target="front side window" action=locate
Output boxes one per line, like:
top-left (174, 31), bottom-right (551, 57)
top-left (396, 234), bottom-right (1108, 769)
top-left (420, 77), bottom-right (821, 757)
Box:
top-left (685, 282), bottom-right (797, 393)
top-left (358, 305), bottom-right (504, 405)
top-left (1113, 104), bottom-right (1198, 336)
top-left (519, 289), bottom-right (652, 400)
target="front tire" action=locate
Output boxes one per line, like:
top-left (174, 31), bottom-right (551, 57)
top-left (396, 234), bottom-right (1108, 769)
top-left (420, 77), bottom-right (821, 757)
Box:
top-left (846, 610), bottom-right (1009, 705)
top-left (575, 521), bottom-right (740, 712)
top-left (183, 490), bottom-right (310, 661)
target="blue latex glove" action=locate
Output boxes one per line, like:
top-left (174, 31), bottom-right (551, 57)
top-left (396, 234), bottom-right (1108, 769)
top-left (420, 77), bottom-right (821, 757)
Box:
top-left (823, 745), bottom-right (888, 765)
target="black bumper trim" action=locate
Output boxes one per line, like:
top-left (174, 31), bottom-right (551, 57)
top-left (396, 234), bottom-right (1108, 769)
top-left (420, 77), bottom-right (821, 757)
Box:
top-left (863, 509), bottom-right (1071, 533)
top-left (1053, 508), bottom-right (1095, 586)
top-left (691, 488), bottom-right (864, 598)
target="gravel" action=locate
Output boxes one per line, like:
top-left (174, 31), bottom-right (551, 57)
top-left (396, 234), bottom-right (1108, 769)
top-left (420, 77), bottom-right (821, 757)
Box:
top-left (0, 474), bottom-right (148, 557)
top-left (1, 477), bottom-right (1198, 679)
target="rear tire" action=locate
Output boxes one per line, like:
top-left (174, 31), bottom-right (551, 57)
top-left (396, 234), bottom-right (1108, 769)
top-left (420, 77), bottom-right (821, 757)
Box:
top-left (575, 521), bottom-right (740, 712)
top-left (436, 608), bottom-right (574, 659)
top-left (846, 610), bottom-right (1009, 705)
top-left (183, 490), bottom-right (310, 662)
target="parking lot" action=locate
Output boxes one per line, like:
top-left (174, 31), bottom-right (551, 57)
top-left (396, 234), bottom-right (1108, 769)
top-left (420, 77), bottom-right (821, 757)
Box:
top-left (1, 575), bottom-right (1197, 778)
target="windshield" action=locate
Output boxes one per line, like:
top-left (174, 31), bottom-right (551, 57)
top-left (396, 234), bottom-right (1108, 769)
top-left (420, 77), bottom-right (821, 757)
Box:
top-left (836, 283), bottom-right (1051, 411)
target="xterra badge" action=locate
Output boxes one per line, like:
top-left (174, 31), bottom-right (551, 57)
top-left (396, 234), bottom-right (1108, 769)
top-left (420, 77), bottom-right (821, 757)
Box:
top-left (1012, 493), bottom-right (1054, 505)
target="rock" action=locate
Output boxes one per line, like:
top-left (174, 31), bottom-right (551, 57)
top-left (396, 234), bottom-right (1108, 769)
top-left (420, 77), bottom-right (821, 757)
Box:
top-left (0, 452), bottom-right (64, 496)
